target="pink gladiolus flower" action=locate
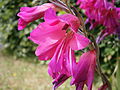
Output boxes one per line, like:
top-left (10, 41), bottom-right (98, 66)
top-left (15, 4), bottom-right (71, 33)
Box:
top-left (17, 3), bottom-right (56, 30)
top-left (77, 0), bottom-right (120, 41)
top-left (71, 50), bottom-right (96, 90)
top-left (29, 8), bottom-right (90, 60)
top-left (28, 8), bottom-right (90, 89)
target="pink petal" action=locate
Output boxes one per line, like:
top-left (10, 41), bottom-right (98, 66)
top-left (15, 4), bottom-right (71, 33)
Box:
top-left (71, 51), bottom-right (90, 85)
top-left (20, 7), bottom-right (36, 12)
top-left (52, 74), bottom-right (69, 89)
top-left (48, 39), bottom-right (71, 89)
top-left (17, 3), bottom-right (56, 30)
top-left (36, 42), bottom-right (59, 60)
top-left (44, 8), bottom-right (60, 25)
top-left (18, 18), bottom-right (27, 30)
top-left (65, 47), bottom-right (76, 76)
top-left (69, 33), bottom-right (90, 50)
top-left (28, 22), bottom-right (66, 45)
top-left (48, 39), bottom-right (66, 78)
top-left (59, 14), bottom-right (80, 32)
top-left (87, 52), bottom-right (96, 90)
top-left (71, 50), bottom-right (96, 90)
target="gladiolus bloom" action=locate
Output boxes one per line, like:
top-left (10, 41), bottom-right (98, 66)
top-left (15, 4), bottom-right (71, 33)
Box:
top-left (71, 50), bottom-right (96, 90)
top-left (77, 0), bottom-right (120, 41)
top-left (17, 3), bottom-right (56, 30)
top-left (28, 8), bottom-right (90, 89)
top-left (29, 8), bottom-right (90, 60)
top-left (18, 3), bottom-right (93, 89)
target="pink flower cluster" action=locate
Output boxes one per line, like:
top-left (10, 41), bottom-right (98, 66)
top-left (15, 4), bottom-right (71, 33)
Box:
top-left (17, 3), bottom-right (97, 90)
top-left (77, 0), bottom-right (120, 42)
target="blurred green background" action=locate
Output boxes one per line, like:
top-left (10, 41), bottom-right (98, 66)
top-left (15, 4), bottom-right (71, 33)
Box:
top-left (0, 0), bottom-right (120, 90)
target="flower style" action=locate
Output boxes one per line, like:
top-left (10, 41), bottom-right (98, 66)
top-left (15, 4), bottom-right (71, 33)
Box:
top-left (71, 50), bottom-right (96, 90)
top-left (17, 3), bottom-right (56, 30)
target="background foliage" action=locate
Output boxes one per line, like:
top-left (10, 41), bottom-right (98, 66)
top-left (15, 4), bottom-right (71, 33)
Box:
top-left (0, 0), bottom-right (120, 87)
top-left (0, 0), bottom-right (49, 58)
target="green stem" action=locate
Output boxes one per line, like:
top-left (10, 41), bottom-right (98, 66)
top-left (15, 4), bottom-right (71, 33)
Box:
top-left (116, 58), bottom-right (120, 90)
top-left (90, 34), bottom-right (112, 90)
top-left (49, 0), bottom-right (69, 12)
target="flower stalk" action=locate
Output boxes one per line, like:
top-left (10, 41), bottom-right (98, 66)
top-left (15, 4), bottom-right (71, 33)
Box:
top-left (90, 34), bottom-right (112, 90)
top-left (116, 50), bottom-right (120, 90)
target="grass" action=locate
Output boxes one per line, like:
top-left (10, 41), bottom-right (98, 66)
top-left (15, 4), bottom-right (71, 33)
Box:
top-left (0, 52), bottom-right (111, 90)
top-left (0, 53), bottom-right (76, 90)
